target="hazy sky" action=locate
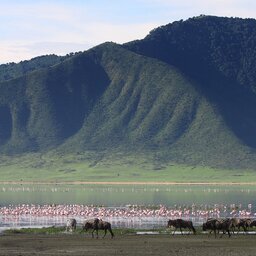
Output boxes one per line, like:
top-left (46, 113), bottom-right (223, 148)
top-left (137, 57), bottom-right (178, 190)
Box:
top-left (1, 0), bottom-right (256, 63)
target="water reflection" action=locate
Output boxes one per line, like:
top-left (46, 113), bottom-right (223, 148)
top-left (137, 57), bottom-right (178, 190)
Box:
top-left (0, 184), bottom-right (256, 207)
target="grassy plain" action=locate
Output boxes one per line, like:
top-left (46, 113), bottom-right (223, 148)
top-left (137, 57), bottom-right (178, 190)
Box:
top-left (0, 151), bottom-right (256, 183)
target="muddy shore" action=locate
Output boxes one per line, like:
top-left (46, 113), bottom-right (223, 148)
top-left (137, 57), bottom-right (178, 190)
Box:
top-left (0, 233), bottom-right (256, 256)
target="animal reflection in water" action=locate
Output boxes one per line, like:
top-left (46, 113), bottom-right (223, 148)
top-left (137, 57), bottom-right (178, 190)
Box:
top-left (66, 218), bottom-right (77, 232)
top-left (167, 219), bottom-right (196, 235)
top-left (82, 218), bottom-right (114, 238)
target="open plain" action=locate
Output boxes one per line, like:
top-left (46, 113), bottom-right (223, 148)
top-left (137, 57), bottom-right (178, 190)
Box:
top-left (0, 233), bottom-right (256, 256)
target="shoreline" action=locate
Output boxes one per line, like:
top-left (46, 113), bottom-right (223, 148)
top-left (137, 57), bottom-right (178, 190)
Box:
top-left (0, 181), bottom-right (256, 185)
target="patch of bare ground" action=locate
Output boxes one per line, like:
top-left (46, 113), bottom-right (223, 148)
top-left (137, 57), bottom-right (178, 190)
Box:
top-left (0, 234), bottom-right (256, 256)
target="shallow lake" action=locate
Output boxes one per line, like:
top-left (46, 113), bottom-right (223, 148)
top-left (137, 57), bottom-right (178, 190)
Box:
top-left (0, 184), bottom-right (255, 207)
top-left (0, 184), bottom-right (255, 229)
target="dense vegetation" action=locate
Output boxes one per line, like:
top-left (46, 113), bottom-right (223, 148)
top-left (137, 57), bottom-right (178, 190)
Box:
top-left (0, 54), bottom-right (68, 82)
top-left (1, 15), bottom-right (256, 171)
top-left (125, 15), bottom-right (256, 149)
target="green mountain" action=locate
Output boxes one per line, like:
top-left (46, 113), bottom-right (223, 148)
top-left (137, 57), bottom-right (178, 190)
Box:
top-left (1, 15), bottom-right (256, 170)
top-left (0, 54), bottom-right (68, 82)
top-left (125, 15), bottom-right (256, 148)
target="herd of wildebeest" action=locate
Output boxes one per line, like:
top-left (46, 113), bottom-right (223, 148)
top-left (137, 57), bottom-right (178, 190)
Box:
top-left (66, 217), bottom-right (256, 238)
top-left (66, 218), bottom-right (115, 238)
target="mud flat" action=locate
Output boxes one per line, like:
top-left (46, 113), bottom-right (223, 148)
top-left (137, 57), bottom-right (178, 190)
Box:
top-left (0, 233), bottom-right (256, 256)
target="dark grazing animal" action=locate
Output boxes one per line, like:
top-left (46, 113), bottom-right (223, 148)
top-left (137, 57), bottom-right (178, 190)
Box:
top-left (229, 218), bottom-right (241, 234)
top-left (82, 218), bottom-right (114, 238)
top-left (250, 219), bottom-right (256, 228)
top-left (216, 218), bottom-right (232, 237)
top-left (230, 218), bottom-right (251, 234)
top-left (167, 219), bottom-right (196, 235)
top-left (238, 218), bottom-right (252, 233)
top-left (66, 218), bottom-right (77, 232)
top-left (202, 218), bottom-right (219, 238)
top-left (202, 218), bottom-right (231, 238)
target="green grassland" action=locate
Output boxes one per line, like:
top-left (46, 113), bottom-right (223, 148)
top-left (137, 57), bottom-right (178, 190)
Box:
top-left (0, 151), bottom-right (256, 183)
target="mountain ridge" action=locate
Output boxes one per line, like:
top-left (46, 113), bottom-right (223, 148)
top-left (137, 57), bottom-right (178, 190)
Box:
top-left (1, 16), bottom-right (256, 169)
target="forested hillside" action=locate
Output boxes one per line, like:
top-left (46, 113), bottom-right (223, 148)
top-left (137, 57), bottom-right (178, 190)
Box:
top-left (1, 15), bottom-right (256, 169)
top-left (0, 54), bottom-right (68, 82)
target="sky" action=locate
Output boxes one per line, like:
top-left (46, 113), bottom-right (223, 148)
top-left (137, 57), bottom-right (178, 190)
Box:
top-left (1, 0), bottom-right (256, 64)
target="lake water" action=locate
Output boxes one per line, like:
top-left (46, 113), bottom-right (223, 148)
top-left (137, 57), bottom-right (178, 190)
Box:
top-left (0, 184), bottom-right (255, 230)
top-left (1, 184), bottom-right (255, 206)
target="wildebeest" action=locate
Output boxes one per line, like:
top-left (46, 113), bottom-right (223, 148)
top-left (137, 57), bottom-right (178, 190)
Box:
top-left (66, 218), bottom-right (77, 232)
top-left (82, 218), bottom-right (114, 238)
top-left (216, 218), bottom-right (232, 237)
top-left (202, 218), bottom-right (231, 238)
top-left (230, 218), bottom-right (251, 234)
top-left (167, 219), bottom-right (196, 235)
top-left (249, 219), bottom-right (256, 228)
top-left (238, 218), bottom-right (251, 233)
top-left (229, 218), bottom-right (241, 234)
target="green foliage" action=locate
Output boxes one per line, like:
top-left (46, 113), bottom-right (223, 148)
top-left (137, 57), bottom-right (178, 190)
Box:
top-left (125, 15), bottom-right (256, 150)
top-left (0, 54), bottom-right (67, 82)
top-left (1, 16), bottom-right (256, 171)
top-left (126, 15), bottom-right (256, 91)
top-left (0, 49), bottom-right (109, 153)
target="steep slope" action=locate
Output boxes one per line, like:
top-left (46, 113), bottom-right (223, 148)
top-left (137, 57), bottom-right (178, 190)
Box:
top-left (125, 15), bottom-right (256, 91)
top-left (0, 49), bottom-right (110, 152)
top-left (1, 16), bottom-right (256, 169)
top-left (63, 43), bottom-right (201, 149)
top-left (125, 15), bottom-right (256, 149)
top-left (63, 43), bottom-right (255, 168)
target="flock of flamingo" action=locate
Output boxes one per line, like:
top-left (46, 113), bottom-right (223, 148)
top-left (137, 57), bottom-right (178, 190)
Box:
top-left (0, 204), bottom-right (254, 220)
